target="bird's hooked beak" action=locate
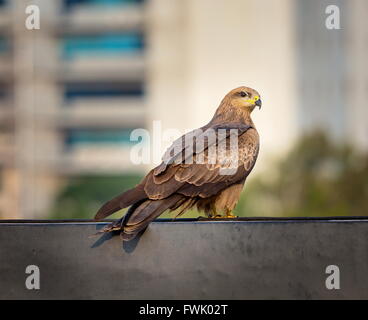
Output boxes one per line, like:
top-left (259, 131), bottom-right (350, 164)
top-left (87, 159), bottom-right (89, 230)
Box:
top-left (255, 97), bottom-right (262, 109)
top-left (246, 95), bottom-right (262, 109)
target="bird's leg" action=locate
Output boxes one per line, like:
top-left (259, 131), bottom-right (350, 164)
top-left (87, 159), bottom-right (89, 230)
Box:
top-left (209, 203), bottom-right (222, 218)
top-left (225, 208), bottom-right (238, 219)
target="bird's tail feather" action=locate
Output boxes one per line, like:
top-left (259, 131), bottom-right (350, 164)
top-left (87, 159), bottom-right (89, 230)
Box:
top-left (100, 194), bottom-right (185, 241)
top-left (122, 194), bottom-right (185, 241)
top-left (94, 184), bottom-right (146, 220)
top-left (95, 199), bottom-right (145, 235)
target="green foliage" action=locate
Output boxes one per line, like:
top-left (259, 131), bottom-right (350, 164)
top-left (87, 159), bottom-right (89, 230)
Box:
top-left (48, 174), bottom-right (143, 219)
top-left (237, 131), bottom-right (368, 217)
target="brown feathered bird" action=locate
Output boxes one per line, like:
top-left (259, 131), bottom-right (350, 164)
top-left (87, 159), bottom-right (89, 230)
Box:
top-left (95, 86), bottom-right (262, 241)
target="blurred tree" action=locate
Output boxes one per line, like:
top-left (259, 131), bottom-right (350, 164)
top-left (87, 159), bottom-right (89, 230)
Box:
top-left (48, 174), bottom-right (142, 219)
top-left (237, 131), bottom-right (368, 217)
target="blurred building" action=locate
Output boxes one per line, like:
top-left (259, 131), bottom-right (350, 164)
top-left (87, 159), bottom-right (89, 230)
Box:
top-left (0, 0), bottom-right (147, 218)
top-left (295, 0), bottom-right (368, 150)
top-left (0, 0), bottom-right (367, 218)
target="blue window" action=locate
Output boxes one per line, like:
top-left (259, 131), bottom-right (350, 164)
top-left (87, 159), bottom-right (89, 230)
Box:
top-left (65, 129), bottom-right (136, 146)
top-left (61, 33), bottom-right (144, 59)
top-left (0, 83), bottom-right (9, 99)
top-left (63, 81), bottom-right (144, 101)
top-left (0, 38), bottom-right (8, 53)
top-left (63, 0), bottom-right (144, 9)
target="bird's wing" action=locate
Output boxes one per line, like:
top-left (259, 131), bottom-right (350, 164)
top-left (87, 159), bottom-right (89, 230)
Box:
top-left (144, 123), bottom-right (258, 200)
top-left (154, 122), bottom-right (252, 175)
top-left (95, 123), bottom-right (258, 220)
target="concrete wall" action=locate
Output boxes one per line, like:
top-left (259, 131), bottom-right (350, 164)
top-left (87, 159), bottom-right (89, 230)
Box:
top-left (0, 218), bottom-right (367, 299)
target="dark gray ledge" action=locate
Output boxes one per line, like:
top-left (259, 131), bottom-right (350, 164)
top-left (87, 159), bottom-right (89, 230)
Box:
top-left (0, 217), bottom-right (368, 299)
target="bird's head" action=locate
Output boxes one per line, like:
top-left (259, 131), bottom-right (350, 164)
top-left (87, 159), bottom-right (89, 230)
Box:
top-left (226, 86), bottom-right (262, 112)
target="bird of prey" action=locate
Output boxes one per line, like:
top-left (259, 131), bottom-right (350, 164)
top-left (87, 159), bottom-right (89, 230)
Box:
top-left (95, 86), bottom-right (261, 241)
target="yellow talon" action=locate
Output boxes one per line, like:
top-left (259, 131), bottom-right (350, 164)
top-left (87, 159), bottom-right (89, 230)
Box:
top-left (225, 210), bottom-right (238, 218)
top-left (207, 205), bottom-right (238, 219)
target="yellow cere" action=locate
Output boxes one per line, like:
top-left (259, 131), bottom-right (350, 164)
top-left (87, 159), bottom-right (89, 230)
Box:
top-left (246, 96), bottom-right (260, 104)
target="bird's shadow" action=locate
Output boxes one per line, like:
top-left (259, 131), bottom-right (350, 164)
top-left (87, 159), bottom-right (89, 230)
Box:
top-left (90, 224), bottom-right (146, 253)
top-left (121, 230), bottom-right (146, 253)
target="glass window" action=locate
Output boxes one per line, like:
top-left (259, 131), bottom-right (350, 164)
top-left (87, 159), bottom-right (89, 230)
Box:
top-left (64, 128), bottom-right (136, 146)
top-left (63, 0), bottom-right (144, 10)
top-left (63, 81), bottom-right (144, 101)
top-left (61, 33), bottom-right (144, 59)
top-left (0, 38), bottom-right (8, 53)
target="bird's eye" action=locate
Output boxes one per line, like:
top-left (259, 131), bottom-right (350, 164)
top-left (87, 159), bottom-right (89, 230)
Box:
top-left (240, 91), bottom-right (248, 97)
